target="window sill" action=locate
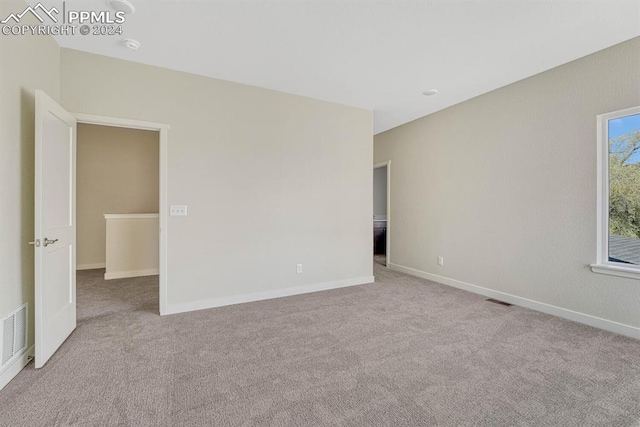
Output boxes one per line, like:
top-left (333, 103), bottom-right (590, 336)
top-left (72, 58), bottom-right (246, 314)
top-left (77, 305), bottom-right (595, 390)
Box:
top-left (590, 263), bottom-right (640, 280)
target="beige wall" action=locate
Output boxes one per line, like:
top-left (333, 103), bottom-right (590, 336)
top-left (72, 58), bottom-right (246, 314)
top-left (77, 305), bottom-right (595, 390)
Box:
top-left (375, 38), bottom-right (640, 329)
top-left (104, 215), bottom-right (159, 279)
top-left (0, 1), bottom-right (60, 347)
top-left (60, 49), bottom-right (373, 310)
top-left (77, 124), bottom-right (159, 268)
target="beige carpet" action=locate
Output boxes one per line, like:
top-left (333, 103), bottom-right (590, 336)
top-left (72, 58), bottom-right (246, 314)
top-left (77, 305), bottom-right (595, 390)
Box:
top-left (1, 264), bottom-right (639, 426)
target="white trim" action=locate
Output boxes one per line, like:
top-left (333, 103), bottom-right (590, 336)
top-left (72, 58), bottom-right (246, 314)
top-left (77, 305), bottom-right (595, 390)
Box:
top-left (388, 262), bottom-right (640, 340)
top-left (374, 161), bottom-right (391, 265)
top-left (596, 110), bottom-right (606, 265)
top-left (104, 268), bottom-right (159, 280)
top-left (595, 105), bottom-right (640, 273)
top-left (103, 213), bottom-right (159, 219)
top-left (590, 263), bottom-right (640, 280)
top-left (0, 345), bottom-right (33, 391)
top-left (159, 127), bottom-right (168, 315)
top-left (165, 276), bottom-right (375, 315)
top-left (73, 113), bottom-right (170, 131)
top-left (76, 263), bottom-right (105, 270)
top-left (74, 113), bottom-right (169, 315)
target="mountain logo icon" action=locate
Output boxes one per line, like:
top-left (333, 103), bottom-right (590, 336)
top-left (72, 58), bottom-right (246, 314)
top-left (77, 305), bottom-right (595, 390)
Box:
top-left (1, 3), bottom-right (59, 24)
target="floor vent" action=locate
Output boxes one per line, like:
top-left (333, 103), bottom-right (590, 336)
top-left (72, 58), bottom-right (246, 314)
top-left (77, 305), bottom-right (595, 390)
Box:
top-left (0, 304), bottom-right (28, 370)
top-left (486, 298), bottom-right (513, 307)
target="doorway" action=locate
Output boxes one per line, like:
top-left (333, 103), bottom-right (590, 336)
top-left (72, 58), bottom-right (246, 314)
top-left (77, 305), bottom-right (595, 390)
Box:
top-left (75, 114), bottom-right (169, 315)
top-left (33, 92), bottom-right (170, 368)
top-left (76, 123), bottom-right (160, 319)
top-left (373, 161), bottom-right (390, 267)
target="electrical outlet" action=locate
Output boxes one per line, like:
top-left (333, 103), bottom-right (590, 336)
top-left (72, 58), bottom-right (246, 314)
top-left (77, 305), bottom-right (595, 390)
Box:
top-left (437, 256), bottom-right (444, 266)
top-left (170, 205), bottom-right (187, 216)
top-left (296, 264), bottom-right (302, 274)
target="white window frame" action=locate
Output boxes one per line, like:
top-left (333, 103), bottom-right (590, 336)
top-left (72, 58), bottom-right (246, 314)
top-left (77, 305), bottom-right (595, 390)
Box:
top-left (591, 105), bottom-right (640, 280)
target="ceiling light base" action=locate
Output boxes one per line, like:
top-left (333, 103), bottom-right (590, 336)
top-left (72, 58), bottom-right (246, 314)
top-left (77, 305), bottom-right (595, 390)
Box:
top-left (106, 0), bottom-right (135, 14)
top-left (122, 38), bottom-right (140, 51)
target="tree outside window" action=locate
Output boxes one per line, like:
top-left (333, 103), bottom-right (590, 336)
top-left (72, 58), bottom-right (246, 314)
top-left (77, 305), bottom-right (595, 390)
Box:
top-left (608, 113), bottom-right (640, 265)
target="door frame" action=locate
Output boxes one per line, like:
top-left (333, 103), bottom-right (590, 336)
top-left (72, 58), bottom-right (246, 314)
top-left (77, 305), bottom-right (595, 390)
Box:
top-left (374, 161), bottom-right (391, 265)
top-left (74, 113), bottom-right (170, 315)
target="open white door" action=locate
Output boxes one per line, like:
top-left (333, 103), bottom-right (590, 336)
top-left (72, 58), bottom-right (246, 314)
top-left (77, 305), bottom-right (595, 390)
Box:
top-left (33, 90), bottom-right (77, 368)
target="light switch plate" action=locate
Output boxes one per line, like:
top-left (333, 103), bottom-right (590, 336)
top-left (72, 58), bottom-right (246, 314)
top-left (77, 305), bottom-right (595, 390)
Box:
top-left (170, 205), bottom-right (187, 216)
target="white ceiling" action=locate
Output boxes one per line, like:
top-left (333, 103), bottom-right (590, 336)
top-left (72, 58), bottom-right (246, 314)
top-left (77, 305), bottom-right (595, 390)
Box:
top-left (31, 0), bottom-right (640, 134)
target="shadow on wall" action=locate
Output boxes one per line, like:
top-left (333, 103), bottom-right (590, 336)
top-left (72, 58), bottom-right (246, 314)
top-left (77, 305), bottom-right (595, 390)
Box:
top-left (20, 88), bottom-right (36, 330)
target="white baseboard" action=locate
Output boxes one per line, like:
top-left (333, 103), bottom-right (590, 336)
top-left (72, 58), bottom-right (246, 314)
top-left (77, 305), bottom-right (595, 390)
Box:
top-left (165, 275), bottom-right (375, 315)
top-left (0, 345), bottom-right (33, 391)
top-left (77, 263), bottom-right (105, 270)
top-left (388, 262), bottom-right (639, 340)
top-left (104, 268), bottom-right (159, 280)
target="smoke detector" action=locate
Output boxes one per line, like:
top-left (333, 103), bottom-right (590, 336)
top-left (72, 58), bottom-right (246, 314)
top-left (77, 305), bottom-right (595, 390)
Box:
top-left (122, 38), bottom-right (140, 51)
top-left (422, 89), bottom-right (439, 96)
top-left (106, 0), bottom-right (135, 14)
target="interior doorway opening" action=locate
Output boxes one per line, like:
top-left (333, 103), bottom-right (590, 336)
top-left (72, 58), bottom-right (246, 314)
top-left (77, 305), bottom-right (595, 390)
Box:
top-left (76, 123), bottom-right (160, 318)
top-left (373, 161), bottom-right (390, 267)
top-left (33, 93), bottom-right (170, 368)
top-left (74, 114), bottom-right (169, 316)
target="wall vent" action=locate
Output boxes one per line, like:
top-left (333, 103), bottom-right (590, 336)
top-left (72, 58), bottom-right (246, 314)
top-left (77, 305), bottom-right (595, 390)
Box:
top-left (0, 303), bottom-right (28, 370)
top-left (486, 298), bottom-right (513, 307)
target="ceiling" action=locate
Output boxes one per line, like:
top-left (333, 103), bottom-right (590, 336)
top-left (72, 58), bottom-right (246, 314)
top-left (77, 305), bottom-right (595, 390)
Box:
top-left (28, 0), bottom-right (640, 134)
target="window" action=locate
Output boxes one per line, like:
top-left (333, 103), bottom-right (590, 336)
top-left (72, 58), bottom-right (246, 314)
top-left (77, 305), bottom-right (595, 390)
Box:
top-left (592, 106), bottom-right (640, 280)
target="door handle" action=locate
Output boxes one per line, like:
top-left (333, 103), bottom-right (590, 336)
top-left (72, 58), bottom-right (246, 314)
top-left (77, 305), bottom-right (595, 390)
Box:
top-left (43, 238), bottom-right (58, 247)
top-left (28, 239), bottom-right (41, 247)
